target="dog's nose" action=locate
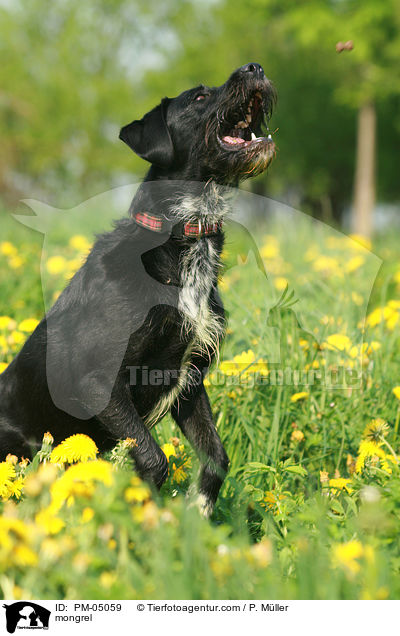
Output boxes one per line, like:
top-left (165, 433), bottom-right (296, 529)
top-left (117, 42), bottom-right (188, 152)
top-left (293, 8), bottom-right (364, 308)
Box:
top-left (240, 63), bottom-right (265, 78)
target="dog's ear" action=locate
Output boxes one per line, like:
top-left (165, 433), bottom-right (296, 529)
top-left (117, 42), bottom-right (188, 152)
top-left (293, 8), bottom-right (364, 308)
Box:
top-left (119, 98), bottom-right (174, 167)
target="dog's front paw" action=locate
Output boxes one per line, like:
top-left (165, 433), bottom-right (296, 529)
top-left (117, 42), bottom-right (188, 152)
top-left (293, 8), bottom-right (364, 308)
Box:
top-left (194, 493), bottom-right (214, 519)
top-left (186, 486), bottom-right (214, 519)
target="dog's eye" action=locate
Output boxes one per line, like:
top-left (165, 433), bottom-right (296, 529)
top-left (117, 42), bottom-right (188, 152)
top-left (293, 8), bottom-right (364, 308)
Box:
top-left (195, 94), bottom-right (207, 102)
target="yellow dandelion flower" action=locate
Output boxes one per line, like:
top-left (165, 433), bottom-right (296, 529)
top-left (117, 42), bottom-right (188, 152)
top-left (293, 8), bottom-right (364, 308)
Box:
top-left (261, 491), bottom-right (286, 513)
top-left (35, 508), bottom-right (65, 535)
top-left (69, 235), bottom-right (92, 252)
top-left (80, 507), bottom-right (95, 523)
top-left (345, 256), bottom-right (364, 273)
top-left (0, 461), bottom-right (16, 498)
top-left (161, 443), bottom-right (176, 461)
top-left (333, 540), bottom-right (363, 575)
top-left (18, 318), bottom-right (39, 333)
top-left (50, 434), bottom-right (98, 464)
top-left (393, 386), bottom-right (400, 401)
top-left (9, 331), bottom-right (25, 346)
top-left (260, 238), bottom-right (279, 260)
top-left (365, 307), bottom-right (382, 327)
top-left (0, 316), bottom-right (16, 330)
top-left (394, 271), bottom-right (400, 284)
top-left (0, 517), bottom-right (30, 549)
top-left (65, 458), bottom-right (113, 484)
top-left (219, 360), bottom-right (237, 376)
top-left (291, 429), bottom-right (305, 442)
top-left (290, 391), bottom-right (309, 403)
top-left (49, 460), bottom-right (113, 511)
top-left (348, 234), bottom-right (371, 250)
top-left (100, 572), bottom-right (116, 589)
top-left (355, 440), bottom-right (389, 474)
top-left (7, 476), bottom-right (25, 499)
top-left (366, 305), bottom-right (397, 328)
top-left (349, 345), bottom-right (360, 359)
top-left (252, 360), bottom-right (268, 375)
top-left (312, 255), bottom-right (340, 273)
top-left (14, 544), bottom-right (38, 567)
top-left (125, 477), bottom-right (151, 503)
top-left (386, 311), bottom-right (399, 330)
top-left (46, 255), bottom-right (67, 275)
top-left (9, 255), bottom-right (24, 269)
top-left (172, 462), bottom-right (190, 484)
top-left (219, 349), bottom-right (268, 378)
top-left (64, 257), bottom-right (84, 280)
top-left (324, 333), bottom-right (352, 352)
top-left (0, 242), bottom-right (17, 256)
top-left (328, 478), bottom-right (353, 493)
top-left (0, 362), bottom-right (8, 374)
top-left (366, 341), bottom-right (381, 354)
top-left (274, 277), bottom-right (288, 291)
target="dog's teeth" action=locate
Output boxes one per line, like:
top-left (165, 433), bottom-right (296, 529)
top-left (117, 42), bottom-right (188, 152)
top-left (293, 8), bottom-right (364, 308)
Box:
top-left (236, 121), bottom-right (247, 128)
top-left (246, 114), bottom-right (252, 123)
top-left (251, 132), bottom-right (257, 140)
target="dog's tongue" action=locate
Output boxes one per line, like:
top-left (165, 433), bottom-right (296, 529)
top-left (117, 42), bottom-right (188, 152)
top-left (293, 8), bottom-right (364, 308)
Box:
top-left (222, 136), bottom-right (245, 145)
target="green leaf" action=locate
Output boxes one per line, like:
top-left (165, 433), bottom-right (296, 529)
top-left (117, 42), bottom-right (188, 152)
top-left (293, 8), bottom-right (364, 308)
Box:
top-left (284, 465), bottom-right (308, 477)
top-left (243, 462), bottom-right (275, 474)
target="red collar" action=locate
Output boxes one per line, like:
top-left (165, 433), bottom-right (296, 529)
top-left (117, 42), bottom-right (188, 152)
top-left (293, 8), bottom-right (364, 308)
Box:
top-left (134, 211), bottom-right (222, 239)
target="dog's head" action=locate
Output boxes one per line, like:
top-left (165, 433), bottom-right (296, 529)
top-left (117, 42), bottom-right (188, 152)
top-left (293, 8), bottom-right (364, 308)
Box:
top-left (120, 63), bottom-right (276, 184)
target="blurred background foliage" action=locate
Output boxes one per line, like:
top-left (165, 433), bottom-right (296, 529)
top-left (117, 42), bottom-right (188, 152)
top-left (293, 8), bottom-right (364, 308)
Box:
top-left (0, 0), bottom-right (400, 231)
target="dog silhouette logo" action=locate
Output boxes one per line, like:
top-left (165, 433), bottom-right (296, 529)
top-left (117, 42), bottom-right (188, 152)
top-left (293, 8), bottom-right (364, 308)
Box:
top-left (3, 602), bottom-right (50, 633)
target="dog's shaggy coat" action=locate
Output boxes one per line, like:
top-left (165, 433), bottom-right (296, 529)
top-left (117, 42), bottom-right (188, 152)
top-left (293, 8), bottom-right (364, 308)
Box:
top-left (0, 63), bottom-right (275, 514)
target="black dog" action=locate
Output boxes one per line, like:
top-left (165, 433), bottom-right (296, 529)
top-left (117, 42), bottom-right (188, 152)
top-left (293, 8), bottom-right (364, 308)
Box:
top-left (0, 63), bottom-right (275, 515)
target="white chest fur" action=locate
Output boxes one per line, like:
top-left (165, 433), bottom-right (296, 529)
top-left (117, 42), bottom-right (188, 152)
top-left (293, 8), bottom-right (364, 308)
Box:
top-left (178, 238), bottom-right (224, 359)
top-left (144, 240), bottom-right (223, 429)
top-left (144, 185), bottom-right (230, 428)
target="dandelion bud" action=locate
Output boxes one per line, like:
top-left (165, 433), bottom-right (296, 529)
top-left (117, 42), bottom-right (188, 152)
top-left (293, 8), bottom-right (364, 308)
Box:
top-left (43, 432), bottom-right (54, 445)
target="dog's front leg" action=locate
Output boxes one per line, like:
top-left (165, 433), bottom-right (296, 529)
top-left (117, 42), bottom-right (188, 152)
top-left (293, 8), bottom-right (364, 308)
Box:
top-left (171, 383), bottom-right (229, 517)
top-left (96, 381), bottom-right (168, 489)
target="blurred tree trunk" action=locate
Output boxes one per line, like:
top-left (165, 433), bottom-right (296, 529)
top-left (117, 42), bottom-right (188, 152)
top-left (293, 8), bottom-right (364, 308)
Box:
top-left (352, 101), bottom-right (376, 238)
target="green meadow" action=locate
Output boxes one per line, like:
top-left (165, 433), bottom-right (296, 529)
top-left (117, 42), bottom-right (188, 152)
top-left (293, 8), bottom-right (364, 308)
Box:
top-left (1, 207), bottom-right (400, 600)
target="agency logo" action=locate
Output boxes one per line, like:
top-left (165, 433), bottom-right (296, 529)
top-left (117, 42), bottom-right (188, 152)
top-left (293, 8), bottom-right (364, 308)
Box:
top-left (2, 602), bottom-right (50, 634)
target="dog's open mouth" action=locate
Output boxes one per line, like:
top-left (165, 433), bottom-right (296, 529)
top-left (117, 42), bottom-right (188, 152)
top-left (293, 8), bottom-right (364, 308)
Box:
top-left (218, 90), bottom-right (273, 150)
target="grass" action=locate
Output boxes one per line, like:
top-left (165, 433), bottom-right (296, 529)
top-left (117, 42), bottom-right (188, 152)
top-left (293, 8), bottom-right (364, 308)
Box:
top-left (1, 202), bottom-right (400, 600)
